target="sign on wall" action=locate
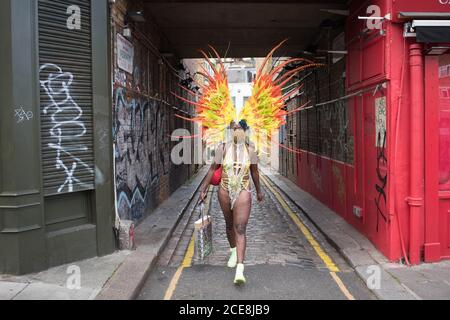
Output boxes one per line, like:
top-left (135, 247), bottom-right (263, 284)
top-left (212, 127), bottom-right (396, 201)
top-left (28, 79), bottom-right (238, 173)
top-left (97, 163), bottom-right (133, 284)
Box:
top-left (375, 97), bottom-right (387, 148)
top-left (117, 33), bottom-right (134, 74)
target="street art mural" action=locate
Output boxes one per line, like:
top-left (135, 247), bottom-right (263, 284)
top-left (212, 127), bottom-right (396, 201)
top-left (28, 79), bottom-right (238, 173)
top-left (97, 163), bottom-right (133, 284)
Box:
top-left (113, 87), bottom-right (171, 222)
top-left (39, 63), bottom-right (94, 194)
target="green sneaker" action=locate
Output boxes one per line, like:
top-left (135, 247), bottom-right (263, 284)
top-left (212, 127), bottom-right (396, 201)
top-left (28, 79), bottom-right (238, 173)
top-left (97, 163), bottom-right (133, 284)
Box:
top-left (234, 263), bottom-right (246, 285)
top-left (227, 248), bottom-right (237, 268)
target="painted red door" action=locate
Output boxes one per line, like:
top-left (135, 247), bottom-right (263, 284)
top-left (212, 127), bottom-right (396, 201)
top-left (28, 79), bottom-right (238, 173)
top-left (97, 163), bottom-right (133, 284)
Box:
top-left (425, 53), bottom-right (450, 262)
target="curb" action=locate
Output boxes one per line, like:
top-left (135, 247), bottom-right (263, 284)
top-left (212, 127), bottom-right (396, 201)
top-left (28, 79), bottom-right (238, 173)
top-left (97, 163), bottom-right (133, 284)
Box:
top-left (95, 167), bottom-right (208, 300)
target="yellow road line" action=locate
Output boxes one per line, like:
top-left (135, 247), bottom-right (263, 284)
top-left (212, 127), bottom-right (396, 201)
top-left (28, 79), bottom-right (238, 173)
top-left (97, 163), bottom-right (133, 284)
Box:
top-left (331, 272), bottom-right (355, 300)
top-left (181, 233), bottom-right (196, 268)
top-left (260, 175), bottom-right (356, 300)
top-left (164, 265), bottom-right (185, 300)
top-left (164, 187), bottom-right (212, 300)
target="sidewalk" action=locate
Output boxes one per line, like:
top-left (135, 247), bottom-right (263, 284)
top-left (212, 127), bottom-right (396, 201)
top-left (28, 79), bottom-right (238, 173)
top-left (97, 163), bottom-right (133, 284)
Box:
top-left (0, 166), bottom-right (208, 300)
top-left (262, 167), bottom-right (450, 300)
top-left (96, 166), bottom-right (208, 300)
top-left (0, 251), bottom-right (130, 300)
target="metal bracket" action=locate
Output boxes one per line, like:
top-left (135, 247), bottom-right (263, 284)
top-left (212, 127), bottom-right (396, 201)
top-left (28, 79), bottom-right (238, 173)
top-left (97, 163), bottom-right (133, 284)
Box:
top-left (404, 22), bottom-right (417, 38)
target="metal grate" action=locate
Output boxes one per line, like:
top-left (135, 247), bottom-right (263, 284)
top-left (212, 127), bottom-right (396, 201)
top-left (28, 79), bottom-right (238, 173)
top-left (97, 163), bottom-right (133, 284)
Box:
top-left (38, 0), bottom-right (94, 195)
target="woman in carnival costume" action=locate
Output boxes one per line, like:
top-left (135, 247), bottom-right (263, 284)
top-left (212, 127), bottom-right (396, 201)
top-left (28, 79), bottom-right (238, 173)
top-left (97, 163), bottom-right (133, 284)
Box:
top-left (175, 40), bottom-right (320, 285)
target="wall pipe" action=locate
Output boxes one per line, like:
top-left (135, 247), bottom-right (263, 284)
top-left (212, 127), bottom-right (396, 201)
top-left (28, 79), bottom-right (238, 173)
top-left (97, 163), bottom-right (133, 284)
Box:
top-left (407, 43), bottom-right (425, 265)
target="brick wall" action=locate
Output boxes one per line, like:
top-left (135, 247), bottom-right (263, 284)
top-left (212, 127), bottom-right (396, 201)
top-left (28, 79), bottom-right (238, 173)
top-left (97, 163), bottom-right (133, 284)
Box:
top-left (111, 0), bottom-right (197, 223)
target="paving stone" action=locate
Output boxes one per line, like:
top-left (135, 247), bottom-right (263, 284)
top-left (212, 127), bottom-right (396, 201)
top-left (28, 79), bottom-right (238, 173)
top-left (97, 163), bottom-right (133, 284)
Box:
top-left (0, 282), bottom-right (28, 300)
top-left (13, 283), bottom-right (97, 300)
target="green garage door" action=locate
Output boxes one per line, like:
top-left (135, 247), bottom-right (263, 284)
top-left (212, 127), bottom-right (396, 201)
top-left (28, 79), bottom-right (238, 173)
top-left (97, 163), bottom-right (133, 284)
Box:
top-left (38, 0), bottom-right (97, 266)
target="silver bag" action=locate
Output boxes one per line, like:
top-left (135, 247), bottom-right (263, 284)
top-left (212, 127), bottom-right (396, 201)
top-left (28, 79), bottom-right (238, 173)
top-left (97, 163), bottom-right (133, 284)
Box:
top-left (194, 203), bottom-right (213, 261)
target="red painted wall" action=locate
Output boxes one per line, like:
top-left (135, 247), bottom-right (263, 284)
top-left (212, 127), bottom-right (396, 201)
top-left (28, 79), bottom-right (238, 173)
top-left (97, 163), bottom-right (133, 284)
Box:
top-left (391, 0), bottom-right (450, 22)
top-left (345, 0), bottom-right (419, 262)
top-left (295, 0), bottom-right (450, 263)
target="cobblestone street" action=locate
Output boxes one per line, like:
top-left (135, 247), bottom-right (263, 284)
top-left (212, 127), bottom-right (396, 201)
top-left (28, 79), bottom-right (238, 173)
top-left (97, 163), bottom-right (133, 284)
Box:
top-left (193, 184), bottom-right (327, 269)
top-left (138, 175), bottom-right (376, 300)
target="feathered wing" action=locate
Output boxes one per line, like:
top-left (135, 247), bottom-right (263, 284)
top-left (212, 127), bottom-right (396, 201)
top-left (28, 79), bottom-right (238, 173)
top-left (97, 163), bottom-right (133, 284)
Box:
top-left (239, 40), bottom-right (322, 156)
top-left (173, 46), bottom-right (236, 148)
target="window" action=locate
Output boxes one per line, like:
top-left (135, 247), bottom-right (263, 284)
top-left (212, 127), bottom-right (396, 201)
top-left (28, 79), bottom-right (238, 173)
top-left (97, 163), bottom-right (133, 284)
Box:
top-left (296, 102), bottom-right (353, 164)
top-left (439, 54), bottom-right (450, 190)
top-left (228, 70), bottom-right (246, 83)
top-left (227, 69), bottom-right (256, 84)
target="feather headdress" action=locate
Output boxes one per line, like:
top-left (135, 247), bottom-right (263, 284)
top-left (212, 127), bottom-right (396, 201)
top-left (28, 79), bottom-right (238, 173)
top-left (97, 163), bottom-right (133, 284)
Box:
top-left (174, 40), bottom-right (322, 155)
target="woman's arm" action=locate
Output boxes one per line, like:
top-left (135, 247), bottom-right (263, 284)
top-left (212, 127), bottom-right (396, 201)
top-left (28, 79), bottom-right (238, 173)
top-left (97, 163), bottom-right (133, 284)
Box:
top-left (198, 144), bottom-right (224, 203)
top-left (198, 163), bottom-right (220, 203)
top-left (249, 145), bottom-right (264, 202)
top-left (250, 164), bottom-right (264, 202)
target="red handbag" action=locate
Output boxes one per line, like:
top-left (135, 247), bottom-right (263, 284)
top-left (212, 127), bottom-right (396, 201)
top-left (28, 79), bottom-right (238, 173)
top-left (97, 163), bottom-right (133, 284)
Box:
top-left (210, 165), bottom-right (222, 186)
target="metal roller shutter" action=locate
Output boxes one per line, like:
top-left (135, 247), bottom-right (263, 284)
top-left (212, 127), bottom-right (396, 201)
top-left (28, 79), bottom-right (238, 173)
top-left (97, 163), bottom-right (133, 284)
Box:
top-left (38, 0), bottom-right (95, 195)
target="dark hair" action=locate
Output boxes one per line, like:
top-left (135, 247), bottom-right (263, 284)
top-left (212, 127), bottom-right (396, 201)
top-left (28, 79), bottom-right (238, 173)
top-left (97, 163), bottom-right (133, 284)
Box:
top-left (229, 120), bottom-right (250, 131)
top-left (239, 119), bottom-right (249, 131)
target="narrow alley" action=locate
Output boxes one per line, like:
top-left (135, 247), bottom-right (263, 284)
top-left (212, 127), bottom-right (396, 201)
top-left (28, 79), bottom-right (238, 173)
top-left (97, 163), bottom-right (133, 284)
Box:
top-left (138, 173), bottom-right (375, 300)
top-left (1, 0), bottom-right (450, 305)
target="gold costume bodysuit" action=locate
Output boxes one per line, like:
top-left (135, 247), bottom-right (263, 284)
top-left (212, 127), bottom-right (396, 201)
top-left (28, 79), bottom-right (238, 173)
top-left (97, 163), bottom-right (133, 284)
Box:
top-left (220, 142), bottom-right (252, 209)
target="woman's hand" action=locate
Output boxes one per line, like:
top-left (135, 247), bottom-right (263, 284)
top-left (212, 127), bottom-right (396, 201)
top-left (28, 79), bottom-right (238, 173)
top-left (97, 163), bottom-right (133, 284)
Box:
top-left (199, 190), bottom-right (207, 204)
top-left (257, 191), bottom-right (265, 203)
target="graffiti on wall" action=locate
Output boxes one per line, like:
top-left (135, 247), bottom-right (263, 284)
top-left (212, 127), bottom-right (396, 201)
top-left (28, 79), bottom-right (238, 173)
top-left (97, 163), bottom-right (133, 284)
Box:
top-left (14, 107), bottom-right (34, 124)
top-left (374, 97), bottom-right (389, 231)
top-left (331, 101), bottom-right (351, 163)
top-left (113, 87), bottom-right (171, 221)
top-left (316, 101), bottom-right (353, 164)
top-left (310, 164), bottom-right (323, 193)
top-left (40, 63), bottom-right (94, 194)
top-left (332, 164), bottom-right (345, 206)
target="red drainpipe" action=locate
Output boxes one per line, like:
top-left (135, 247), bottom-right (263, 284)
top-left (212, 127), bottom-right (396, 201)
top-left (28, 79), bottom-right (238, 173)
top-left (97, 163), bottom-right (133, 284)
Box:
top-left (406, 43), bottom-right (425, 265)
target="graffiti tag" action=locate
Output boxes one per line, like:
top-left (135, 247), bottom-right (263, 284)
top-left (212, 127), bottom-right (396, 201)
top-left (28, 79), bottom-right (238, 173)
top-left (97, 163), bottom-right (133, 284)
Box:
top-left (39, 63), bottom-right (94, 193)
top-left (14, 107), bottom-right (33, 123)
top-left (375, 130), bottom-right (389, 232)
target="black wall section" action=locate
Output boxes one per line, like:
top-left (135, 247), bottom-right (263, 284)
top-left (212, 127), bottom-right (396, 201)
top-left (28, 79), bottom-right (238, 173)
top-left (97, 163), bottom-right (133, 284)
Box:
top-left (417, 26), bottom-right (450, 43)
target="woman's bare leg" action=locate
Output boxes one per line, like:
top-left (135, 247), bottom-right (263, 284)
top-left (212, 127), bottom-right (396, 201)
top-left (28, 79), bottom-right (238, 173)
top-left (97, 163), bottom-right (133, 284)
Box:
top-left (218, 187), bottom-right (236, 248)
top-left (233, 191), bottom-right (252, 264)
